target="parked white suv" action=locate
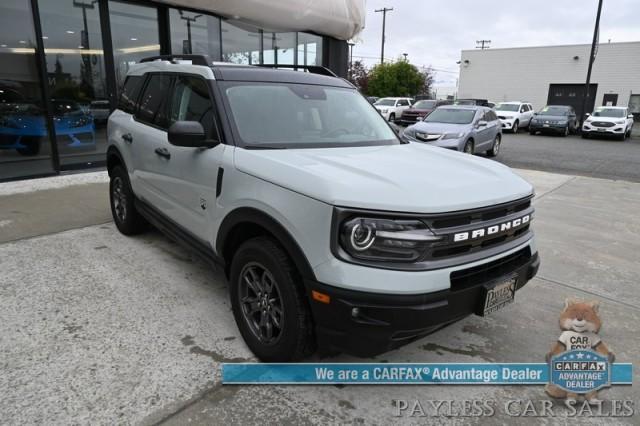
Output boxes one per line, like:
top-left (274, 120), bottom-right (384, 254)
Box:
top-left (107, 55), bottom-right (539, 361)
top-left (582, 106), bottom-right (634, 140)
top-left (374, 97), bottom-right (413, 122)
top-left (495, 102), bottom-right (534, 133)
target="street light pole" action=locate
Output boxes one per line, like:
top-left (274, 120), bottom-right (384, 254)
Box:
top-left (375, 7), bottom-right (393, 65)
top-left (347, 42), bottom-right (355, 80)
top-left (179, 11), bottom-right (203, 54)
top-left (581, 0), bottom-right (603, 123)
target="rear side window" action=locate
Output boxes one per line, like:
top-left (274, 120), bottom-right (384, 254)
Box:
top-left (169, 75), bottom-right (217, 139)
top-left (119, 76), bottom-right (143, 114)
top-left (136, 74), bottom-right (173, 129)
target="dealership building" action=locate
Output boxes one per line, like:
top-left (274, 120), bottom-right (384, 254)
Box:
top-left (457, 41), bottom-right (640, 118)
top-left (0, 0), bottom-right (363, 181)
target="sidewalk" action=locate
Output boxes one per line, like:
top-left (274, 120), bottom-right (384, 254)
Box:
top-left (0, 169), bottom-right (639, 424)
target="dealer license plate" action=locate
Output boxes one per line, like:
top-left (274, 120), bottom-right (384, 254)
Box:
top-left (481, 276), bottom-right (517, 316)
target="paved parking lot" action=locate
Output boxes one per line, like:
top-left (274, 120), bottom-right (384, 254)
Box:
top-left (494, 130), bottom-right (640, 183)
top-left (1, 168), bottom-right (639, 424)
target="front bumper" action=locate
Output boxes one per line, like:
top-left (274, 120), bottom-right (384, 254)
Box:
top-left (306, 248), bottom-right (540, 357)
top-left (582, 124), bottom-right (625, 137)
top-left (530, 123), bottom-right (566, 133)
top-left (500, 119), bottom-right (515, 129)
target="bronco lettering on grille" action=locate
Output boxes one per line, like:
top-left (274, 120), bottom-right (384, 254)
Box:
top-left (453, 214), bottom-right (530, 242)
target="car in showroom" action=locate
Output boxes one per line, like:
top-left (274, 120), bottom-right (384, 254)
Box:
top-left (373, 97), bottom-right (413, 122)
top-left (107, 55), bottom-right (538, 361)
top-left (402, 105), bottom-right (502, 156)
top-left (528, 105), bottom-right (578, 136)
top-left (397, 99), bottom-right (452, 126)
top-left (582, 106), bottom-right (634, 140)
top-left (0, 99), bottom-right (95, 156)
top-left (495, 102), bottom-right (534, 133)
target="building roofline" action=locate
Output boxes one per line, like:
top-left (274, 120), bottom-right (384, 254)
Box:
top-left (461, 40), bottom-right (640, 53)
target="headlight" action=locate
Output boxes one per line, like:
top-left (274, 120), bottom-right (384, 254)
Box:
top-left (442, 132), bottom-right (464, 140)
top-left (381, 109), bottom-right (389, 114)
top-left (339, 217), bottom-right (441, 262)
top-left (615, 120), bottom-right (625, 124)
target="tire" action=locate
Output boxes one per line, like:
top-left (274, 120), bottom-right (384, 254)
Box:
top-left (16, 137), bottom-right (40, 156)
top-left (389, 113), bottom-right (396, 123)
top-left (487, 134), bottom-right (501, 157)
top-left (109, 165), bottom-right (148, 235)
top-left (463, 139), bottom-right (474, 154)
top-left (230, 236), bottom-right (314, 362)
top-left (562, 125), bottom-right (569, 137)
top-left (512, 120), bottom-right (519, 134)
top-left (582, 132), bottom-right (589, 139)
top-left (529, 128), bottom-right (536, 135)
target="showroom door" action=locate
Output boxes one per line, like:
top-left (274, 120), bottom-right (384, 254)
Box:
top-left (602, 93), bottom-right (618, 106)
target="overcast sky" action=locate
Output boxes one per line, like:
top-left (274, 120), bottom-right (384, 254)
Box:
top-left (353, 0), bottom-right (640, 89)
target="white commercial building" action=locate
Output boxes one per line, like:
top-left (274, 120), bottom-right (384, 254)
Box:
top-left (457, 41), bottom-right (640, 117)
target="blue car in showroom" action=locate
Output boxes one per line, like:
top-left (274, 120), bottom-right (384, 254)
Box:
top-left (402, 105), bottom-right (502, 156)
top-left (0, 99), bottom-right (95, 156)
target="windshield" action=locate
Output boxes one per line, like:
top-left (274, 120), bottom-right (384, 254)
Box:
top-left (413, 100), bottom-right (437, 109)
top-left (423, 108), bottom-right (476, 124)
top-left (454, 100), bottom-right (475, 105)
top-left (222, 83), bottom-right (398, 148)
top-left (496, 103), bottom-right (520, 112)
top-left (539, 106), bottom-right (569, 115)
top-left (593, 108), bottom-right (625, 118)
top-left (375, 98), bottom-right (396, 106)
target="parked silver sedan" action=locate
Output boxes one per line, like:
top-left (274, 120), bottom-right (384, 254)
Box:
top-left (402, 105), bottom-right (502, 156)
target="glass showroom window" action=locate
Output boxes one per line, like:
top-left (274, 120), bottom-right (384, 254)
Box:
top-left (170, 9), bottom-right (221, 60)
top-left (297, 32), bottom-right (323, 66)
top-left (38, 0), bottom-right (109, 167)
top-left (262, 32), bottom-right (296, 65)
top-left (221, 20), bottom-right (260, 64)
top-left (109, 1), bottom-right (160, 91)
top-left (0, 0), bottom-right (54, 180)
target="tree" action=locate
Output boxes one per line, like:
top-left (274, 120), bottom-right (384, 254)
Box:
top-left (348, 60), bottom-right (369, 94)
top-left (420, 66), bottom-right (435, 98)
top-left (367, 60), bottom-right (425, 98)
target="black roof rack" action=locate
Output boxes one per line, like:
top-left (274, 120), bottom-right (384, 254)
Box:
top-left (139, 54), bottom-right (211, 66)
top-left (254, 64), bottom-right (337, 77)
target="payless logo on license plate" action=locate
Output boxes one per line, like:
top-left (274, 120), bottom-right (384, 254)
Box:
top-left (482, 276), bottom-right (517, 316)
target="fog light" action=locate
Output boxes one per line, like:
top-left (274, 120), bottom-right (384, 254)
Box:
top-left (351, 307), bottom-right (360, 318)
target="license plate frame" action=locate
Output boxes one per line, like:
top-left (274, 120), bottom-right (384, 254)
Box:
top-left (479, 275), bottom-right (517, 316)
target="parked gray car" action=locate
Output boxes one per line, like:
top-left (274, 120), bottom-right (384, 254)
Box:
top-left (403, 105), bottom-right (502, 156)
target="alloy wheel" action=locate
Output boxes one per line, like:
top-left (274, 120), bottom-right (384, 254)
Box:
top-left (464, 141), bottom-right (473, 154)
top-left (493, 136), bottom-right (501, 155)
top-left (512, 121), bottom-right (518, 134)
top-left (112, 176), bottom-right (127, 223)
top-left (239, 262), bottom-right (284, 345)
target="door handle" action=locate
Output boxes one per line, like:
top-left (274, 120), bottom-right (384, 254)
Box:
top-left (154, 147), bottom-right (171, 159)
top-left (121, 133), bottom-right (133, 143)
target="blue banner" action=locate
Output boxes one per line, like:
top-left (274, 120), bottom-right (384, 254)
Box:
top-left (221, 363), bottom-right (633, 385)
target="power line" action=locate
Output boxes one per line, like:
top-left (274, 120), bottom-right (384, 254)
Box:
top-left (374, 7), bottom-right (393, 64)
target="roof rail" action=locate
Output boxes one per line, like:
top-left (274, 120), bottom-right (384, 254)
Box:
top-left (139, 54), bottom-right (211, 66)
top-left (255, 64), bottom-right (337, 77)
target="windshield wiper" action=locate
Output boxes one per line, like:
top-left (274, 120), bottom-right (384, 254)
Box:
top-left (244, 144), bottom-right (288, 150)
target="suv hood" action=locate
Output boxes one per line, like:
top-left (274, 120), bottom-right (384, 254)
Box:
top-left (234, 143), bottom-right (532, 213)
top-left (409, 121), bottom-right (469, 134)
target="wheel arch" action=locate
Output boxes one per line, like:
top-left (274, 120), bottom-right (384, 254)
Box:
top-left (106, 145), bottom-right (126, 177)
top-left (216, 207), bottom-right (316, 282)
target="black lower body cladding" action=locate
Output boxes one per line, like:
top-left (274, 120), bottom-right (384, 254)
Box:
top-left (306, 248), bottom-right (539, 357)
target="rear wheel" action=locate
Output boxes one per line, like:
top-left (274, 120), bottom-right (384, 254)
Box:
top-left (529, 129), bottom-right (536, 135)
top-left (512, 120), bottom-right (519, 134)
top-left (109, 165), bottom-right (148, 235)
top-left (487, 134), bottom-right (501, 157)
top-left (388, 113), bottom-right (396, 123)
top-left (16, 137), bottom-right (40, 156)
top-left (230, 237), bottom-right (314, 362)
top-left (463, 139), bottom-right (474, 154)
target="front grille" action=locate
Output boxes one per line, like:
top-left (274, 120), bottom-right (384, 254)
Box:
top-left (450, 247), bottom-right (531, 291)
top-left (422, 196), bottom-right (534, 261)
top-left (591, 121), bottom-right (614, 128)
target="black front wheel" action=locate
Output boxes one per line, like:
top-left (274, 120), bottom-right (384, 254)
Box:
top-left (463, 139), bottom-right (474, 154)
top-left (230, 237), bottom-right (315, 362)
top-left (487, 134), bottom-right (501, 157)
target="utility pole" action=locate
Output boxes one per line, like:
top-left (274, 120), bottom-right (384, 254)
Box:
top-left (375, 7), bottom-right (393, 64)
top-left (72, 0), bottom-right (98, 92)
top-left (476, 40), bottom-right (491, 49)
top-left (348, 42), bottom-right (355, 80)
top-left (581, 0), bottom-right (603, 123)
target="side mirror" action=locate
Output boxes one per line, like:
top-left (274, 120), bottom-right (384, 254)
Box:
top-left (629, 114), bottom-right (635, 119)
top-left (168, 121), bottom-right (217, 148)
top-left (477, 120), bottom-right (488, 127)
top-left (585, 113), bottom-right (591, 117)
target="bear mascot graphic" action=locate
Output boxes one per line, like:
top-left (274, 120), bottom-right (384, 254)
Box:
top-left (545, 298), bottom-right (614, 403)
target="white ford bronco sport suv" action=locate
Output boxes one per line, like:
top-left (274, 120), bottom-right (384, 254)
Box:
top-left (107, 55), bottom-right (539, 362)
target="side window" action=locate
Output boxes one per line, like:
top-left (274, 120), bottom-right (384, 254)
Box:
top-left (486, 110), bottom-right (497, 121)
top-left (118, 76), bottom-right (143, 114)
top-left (136, 74), bottom-right (173, 129)
top-left (399, 99), bottom-right (409, 106)
top-left (520, 105), bottom-right (526, 113)
top-left (169, 75), bottom-right (217, 139)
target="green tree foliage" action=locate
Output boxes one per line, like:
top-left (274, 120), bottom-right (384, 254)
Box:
top-left (367, 60), bottom-right (426, 98)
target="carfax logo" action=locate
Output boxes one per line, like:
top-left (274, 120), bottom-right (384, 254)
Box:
top-left (545, 299), bottom-right (615, 403)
